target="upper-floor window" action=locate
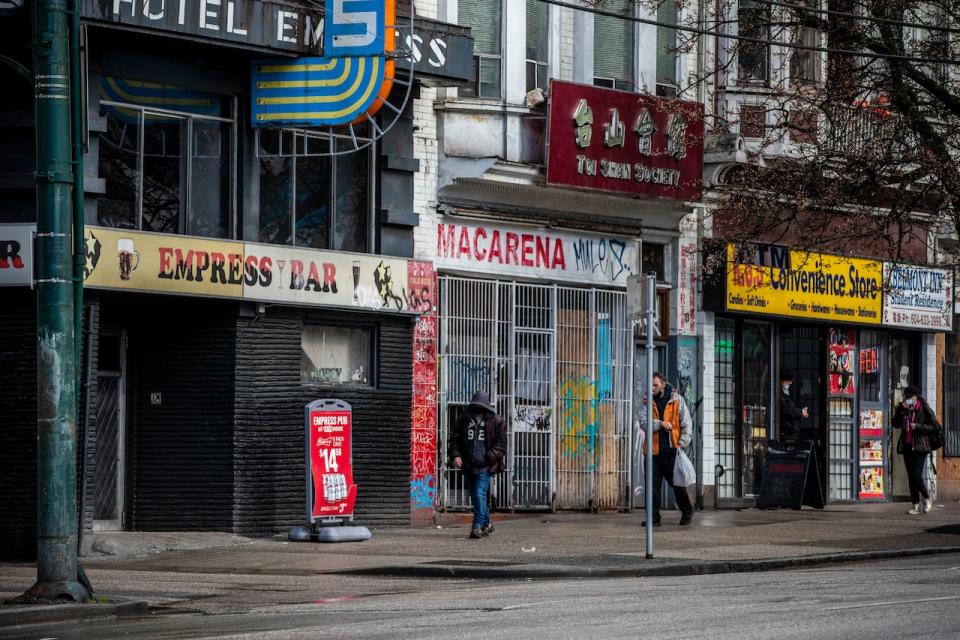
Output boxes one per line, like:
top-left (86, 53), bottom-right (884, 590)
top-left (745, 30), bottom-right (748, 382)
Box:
top-left (97, 76), bottom-right (235, 238)
top-left (526, 0), bottom-right (549, 92)
top-left (791, 3), bottom-right (821, 85)
top-left (737, 0), bottom-right (770, 84)
top-left (656, 0), bottom-right (678, 97)
top-left (461, 0), bottom-right (503, 99)
top-left (255, 128), bottom-right (372, 251)
top-left (594, 0), bottom-right (635, 91)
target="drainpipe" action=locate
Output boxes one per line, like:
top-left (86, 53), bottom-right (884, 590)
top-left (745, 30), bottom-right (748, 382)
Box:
top-left (24, 0), bottom-right (89, 602)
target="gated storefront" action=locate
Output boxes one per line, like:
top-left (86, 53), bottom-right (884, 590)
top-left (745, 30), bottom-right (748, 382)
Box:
top-left (438, 276), bottom-right (633, 511)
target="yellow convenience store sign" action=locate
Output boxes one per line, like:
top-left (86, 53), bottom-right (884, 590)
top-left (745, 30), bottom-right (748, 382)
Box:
top-left (725, 245), bottom-right (883, 324)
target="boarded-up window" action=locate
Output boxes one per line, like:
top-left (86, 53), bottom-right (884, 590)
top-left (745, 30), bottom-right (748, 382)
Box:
top-left (740, 105), bottom-right (767, 138)
top-left (789, 109), bottom-right (818, 144)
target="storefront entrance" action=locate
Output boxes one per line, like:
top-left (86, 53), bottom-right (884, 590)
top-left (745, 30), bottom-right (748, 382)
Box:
top-left (438, 276), bottom-right (633, 512)
top-left (715, 316), bottom-right (923, 506)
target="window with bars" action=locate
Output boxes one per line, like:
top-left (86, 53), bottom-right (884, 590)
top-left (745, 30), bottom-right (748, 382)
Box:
top-left (737, 0), bottom-right (770, 84)
top-left (594, 0), bottom-right (635, 91)
top-left (655, 0), bottom-right (678, 97)
top-left (460, 0), bottom-right (503, 99)
top-left (255, 128), bottom-right (372, 251)
top-left (526, 0), bottom-right (549, 92)
top-left (715, 319), bottom-right (737, 499)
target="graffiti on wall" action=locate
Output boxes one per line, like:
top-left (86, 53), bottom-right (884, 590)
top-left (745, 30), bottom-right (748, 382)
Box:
top-left (410, 475), bottom-right (437, 509)
top-left (558, 376), bottom-right (600, 461)
top-left (514, 405), bottom-right (552, 432)
top-left (449, 358), bottom-right (491, 397)
top-left (410, 262), bottom-right (438, 516)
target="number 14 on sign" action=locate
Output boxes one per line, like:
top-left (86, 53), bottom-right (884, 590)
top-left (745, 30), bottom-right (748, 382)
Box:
top-left (320, 448), bottom-right (341, 472)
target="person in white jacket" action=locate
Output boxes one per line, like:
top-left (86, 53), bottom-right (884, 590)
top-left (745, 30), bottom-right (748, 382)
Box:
top-left (635, 373), bottom-right (694, 526)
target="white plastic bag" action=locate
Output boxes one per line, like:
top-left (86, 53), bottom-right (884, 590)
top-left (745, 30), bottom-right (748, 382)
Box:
top-left (673, 448), bottom-right (696, 487)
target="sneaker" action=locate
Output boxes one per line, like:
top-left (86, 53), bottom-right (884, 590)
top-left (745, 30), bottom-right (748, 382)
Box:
top-left (907, 504), bottom-right (922, 515)
top-left (469, 528), bottom-right (484, 539)
top-left (642, 518), bottom-right (661, 527)
top-left (679, 512), bottom-right (694, 526)
top-left (481, 523), bottom-right (495, 536)
top-left (924, 498), bottom-right (933, 513)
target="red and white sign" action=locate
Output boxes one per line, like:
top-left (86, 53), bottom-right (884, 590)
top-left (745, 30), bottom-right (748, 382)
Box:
top-left (307, 402), bottom-right (357, 520)
top-left (677, 238), bottom-right (697, 335)
top-left (0, 223), bottom-right (33, 286)
top-left (546, 80), bottom-right (704, 202)
top-left (435, 219), bottom-right (637, 287)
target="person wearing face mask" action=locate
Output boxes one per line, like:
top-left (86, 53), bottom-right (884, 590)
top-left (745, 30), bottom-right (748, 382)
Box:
top-left (779, 369), bottom-right (808, 449)
top-left (637, 372), bottom-right (694, 526)
top-left (893, 384), bottom-right (937, 515)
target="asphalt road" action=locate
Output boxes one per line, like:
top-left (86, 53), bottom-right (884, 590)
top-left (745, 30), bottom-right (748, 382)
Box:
top-left (3, 554), bottom-right (960, 640)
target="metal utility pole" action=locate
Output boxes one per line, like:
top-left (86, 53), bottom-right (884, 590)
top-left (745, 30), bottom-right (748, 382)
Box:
top-left (24, 0), bottom-right (89, 602)
top-left (644, 272), bottom-right (655, 559)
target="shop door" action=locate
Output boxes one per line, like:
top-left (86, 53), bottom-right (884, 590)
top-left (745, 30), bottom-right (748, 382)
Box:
top-left (780, 325), bottom-right (826, 497)
top-left (93, 332), bottom-right (127, 531)
top-left (713, 318), bottom-right (772, 506)
top-left (889, 337), bottom-right (917, 500)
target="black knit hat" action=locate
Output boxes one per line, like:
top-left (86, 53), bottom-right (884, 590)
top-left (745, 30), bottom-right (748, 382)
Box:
top-left (780, 368), bottom-right (795, 382)
top-left (904, 384), bottom-right (922, 398)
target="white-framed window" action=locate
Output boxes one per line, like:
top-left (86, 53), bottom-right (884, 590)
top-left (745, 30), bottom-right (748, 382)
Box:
top-left (301, 325), bottom-right (373, 385)
top-left (526, 0), bottom-right (549, 92)
top-left (255, 127), bottom-right (373, 251)
top-left (97, 76), bottom-right (235, 238)
top-left (790, 1), bottom-right (821, 85)
top-left (656, 0), bottom-right (679, 97)
top-left (737, 0), bottom-right (770, 85)
top-left (594, 0), bottom-right (635, 91)
top-left (460, 0), bottom-right (503, 99)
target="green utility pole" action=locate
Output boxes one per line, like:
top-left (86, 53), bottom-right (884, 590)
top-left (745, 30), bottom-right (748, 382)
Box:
top-left (24, 0), bottom-right (89, 602)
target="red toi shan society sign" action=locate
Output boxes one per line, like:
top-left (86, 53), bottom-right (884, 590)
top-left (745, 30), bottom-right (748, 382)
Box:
top-left (546, 80), bottom-right (704, 201)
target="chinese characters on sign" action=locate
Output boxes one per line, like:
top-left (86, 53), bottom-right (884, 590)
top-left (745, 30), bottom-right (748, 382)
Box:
top-left (677, 238), bottom-right (697, 336)
top-left (546, 80), bottom-right (704, 201)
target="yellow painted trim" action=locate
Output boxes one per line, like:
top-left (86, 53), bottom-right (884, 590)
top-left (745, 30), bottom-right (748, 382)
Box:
top-left (255, 57), bottom-right (382, 121)
top-left (256, 60), bottom-right (339, 73)
top-left (104, 77), bottom-right (215, 107)
top-left (255, 59), bottom-right (352, 90)
top-left (255, 58), bottom-right (368, 106)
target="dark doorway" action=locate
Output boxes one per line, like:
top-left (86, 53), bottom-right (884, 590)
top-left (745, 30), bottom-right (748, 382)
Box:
top-left (780, 325), bottom-right (826, 498)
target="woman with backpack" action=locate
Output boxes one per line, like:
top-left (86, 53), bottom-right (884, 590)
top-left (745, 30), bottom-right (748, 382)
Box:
top-left (892, 384), bottom-right (940, 515)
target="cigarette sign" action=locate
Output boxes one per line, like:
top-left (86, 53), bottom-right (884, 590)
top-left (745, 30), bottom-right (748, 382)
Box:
top-left (306, 399), bottom-right (357, 521)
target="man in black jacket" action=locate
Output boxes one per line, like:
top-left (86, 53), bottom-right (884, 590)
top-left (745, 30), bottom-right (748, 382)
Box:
top-left (779, 369), bottom-right (808, 449)
top-left (449, 391), bottom-right (507, 539)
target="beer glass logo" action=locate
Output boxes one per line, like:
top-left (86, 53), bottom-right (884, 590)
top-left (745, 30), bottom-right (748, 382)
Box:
top-left (117, 239), bottom-right (140, 281)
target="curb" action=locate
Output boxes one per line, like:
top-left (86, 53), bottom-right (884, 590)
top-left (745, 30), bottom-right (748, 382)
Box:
top-left (0, 600), bottom-right (149, 628)
top-left (330, 545), bottom-right (960, 580)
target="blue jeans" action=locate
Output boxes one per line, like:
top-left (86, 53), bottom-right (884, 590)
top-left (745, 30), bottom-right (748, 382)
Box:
top-left (466, 471), bottom-right (491, 530)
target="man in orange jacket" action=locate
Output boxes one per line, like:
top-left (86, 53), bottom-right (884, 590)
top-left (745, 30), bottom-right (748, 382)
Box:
top-left (638, 372), bottom-right (694, 526)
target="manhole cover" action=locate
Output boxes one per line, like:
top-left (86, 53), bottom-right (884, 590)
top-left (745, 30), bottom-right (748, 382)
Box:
top-left (423, 560), bottom-right (518, 567)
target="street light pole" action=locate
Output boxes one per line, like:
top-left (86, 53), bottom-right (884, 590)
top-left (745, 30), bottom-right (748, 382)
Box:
top-left (24, 0), bottom-right (89, 602)
top-left (645, 271), bottom-right (655, 559)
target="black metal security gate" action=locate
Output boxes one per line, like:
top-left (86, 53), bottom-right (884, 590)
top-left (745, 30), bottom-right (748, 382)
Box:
top-left (93, 332), bottom-right (126, 530)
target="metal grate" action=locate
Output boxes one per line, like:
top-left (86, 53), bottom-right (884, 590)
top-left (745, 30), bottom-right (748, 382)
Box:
top-left (439, 276), bottom-right (631, 511)
top-left (93, 376), bottom-right (120, 521)
top-left (714, 319), bottom-right (737, 500)
top-left (945, 363), bottom-right (960, 457)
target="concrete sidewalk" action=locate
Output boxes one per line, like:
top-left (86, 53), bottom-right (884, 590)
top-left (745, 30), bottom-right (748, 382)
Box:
top-left (3, 502), bottom-right (960, 625)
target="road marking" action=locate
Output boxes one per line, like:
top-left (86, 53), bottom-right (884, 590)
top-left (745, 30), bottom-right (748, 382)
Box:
top-left (823, 595), bottom-right (960, 612)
